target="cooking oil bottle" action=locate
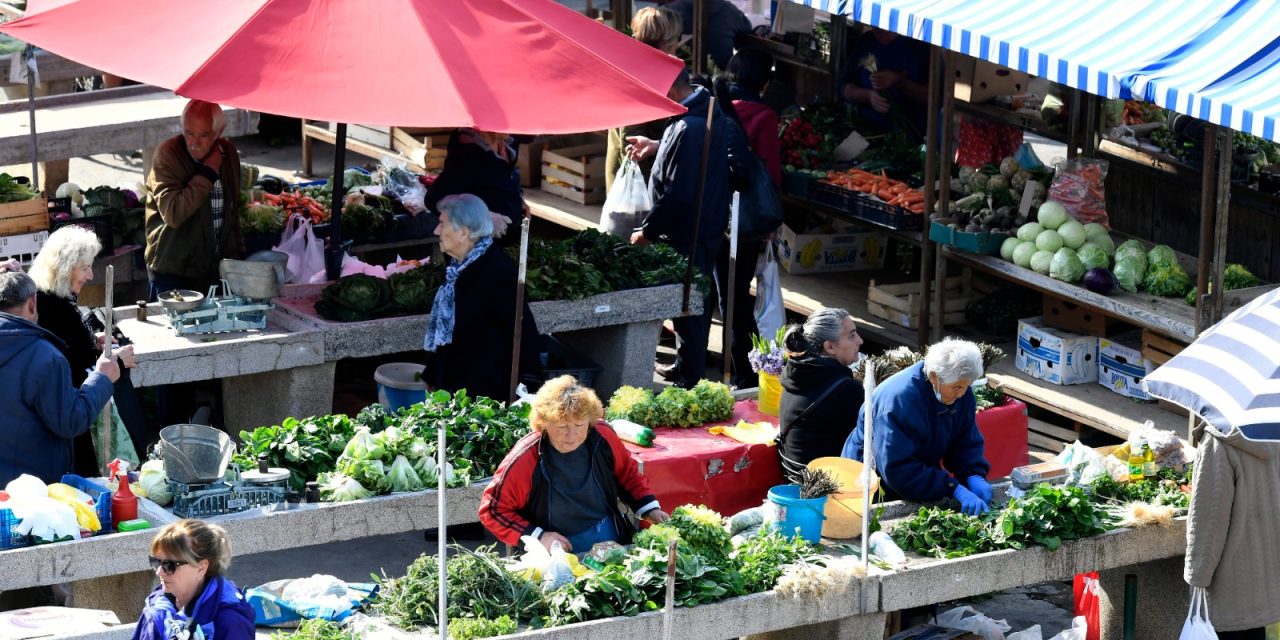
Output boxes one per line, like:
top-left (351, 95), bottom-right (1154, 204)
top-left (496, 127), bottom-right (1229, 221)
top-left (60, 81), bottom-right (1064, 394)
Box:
top-left (1142, 443), bottom-right (1157, 478)
top-left (1128, 445), bottom-right (1144, 482)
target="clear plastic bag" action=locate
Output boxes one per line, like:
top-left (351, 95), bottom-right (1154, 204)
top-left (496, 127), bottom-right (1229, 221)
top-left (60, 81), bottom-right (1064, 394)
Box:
top-left (273, 215), bottom-right (326, 284)
top-left (541, 541), bottom-right (575, 593)
top-left (598, 159), bottom-right (651, 238)
top-left (1048, 158), bottom-right (1109, 227)
top-left (936, 605), bottom-right (1012, 640)
top-left (376, 157), bottom-right (427, 214)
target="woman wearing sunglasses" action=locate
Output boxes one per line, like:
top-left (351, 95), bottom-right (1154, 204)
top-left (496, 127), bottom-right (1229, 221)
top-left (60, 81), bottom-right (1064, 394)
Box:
top-left (133, 520), bottom-right (255, 640)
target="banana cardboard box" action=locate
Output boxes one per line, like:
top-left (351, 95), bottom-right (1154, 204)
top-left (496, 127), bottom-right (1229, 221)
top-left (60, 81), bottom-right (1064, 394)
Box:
top-left (1015, 316), bottom-right (1098, 385)
top-left (775, 221), bottom-right (886, 275)
top-left (1098, 331), bottom-right (1155, 401)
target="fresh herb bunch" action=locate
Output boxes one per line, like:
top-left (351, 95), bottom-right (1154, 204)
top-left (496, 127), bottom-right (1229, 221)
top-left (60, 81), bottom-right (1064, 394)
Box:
top-left (234, 414), bottom-right (357, 491)
top-left (1089, 466), bottom-right (1192, 509)
top-left (993, 484), bottom-right (1113, 551)
top-left (270, 619), bottom-right (356, 640)
top-left (516, 229), bottom-right (707, 301)
top-left (796, 468), bottom-right (840, 499)
top-left (373, 545), bottom-right (545, 630)
top-left (974, 385), bottom-right (1006, 411)
top-left (604, 381), bottom-right (733, 428)
top-left (0, 173), bottom-right (38, 203)
top-left (542, 553), bottom-right (664, 626)
top-left (732, 527), bottom-right (819, 592)
top-left (891, 506), bottom-right (1003, 559)
top-left (448, 615), bottom-right (517, 640)
top-left (666, 505), bottom-right (733, 565)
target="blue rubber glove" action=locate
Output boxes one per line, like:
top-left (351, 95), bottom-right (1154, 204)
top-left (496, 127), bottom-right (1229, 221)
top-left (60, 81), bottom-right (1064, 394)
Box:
top-left (967, 475), bottom-right (993, 504)
top-left (953, 484), bottom-right (989, 516)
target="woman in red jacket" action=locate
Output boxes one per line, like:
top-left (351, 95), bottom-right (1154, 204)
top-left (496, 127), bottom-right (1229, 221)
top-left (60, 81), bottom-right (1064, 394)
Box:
top-left (479, 376), bottom-right (669, 552)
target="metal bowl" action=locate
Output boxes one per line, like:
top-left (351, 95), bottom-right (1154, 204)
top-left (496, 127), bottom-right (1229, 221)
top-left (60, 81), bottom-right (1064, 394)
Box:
top-left (158, 289), bottom-right (205, 312)
top-left (159, 424), bottom-right (234, 484)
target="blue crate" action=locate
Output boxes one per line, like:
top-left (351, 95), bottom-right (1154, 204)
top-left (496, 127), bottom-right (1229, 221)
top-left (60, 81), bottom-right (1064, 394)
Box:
top-left (0, 507), bottom-right (30, 549)
top-left (61, 474), bottom-right (113, 534)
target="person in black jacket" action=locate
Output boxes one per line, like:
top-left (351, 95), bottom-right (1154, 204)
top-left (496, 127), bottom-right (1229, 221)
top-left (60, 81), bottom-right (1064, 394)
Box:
top-left (29, 226), bottom-right (147, 475)
top-left (777, 307), bottom-right (864, 478)
top-left (654, 0), bottom-right (752, 70)
top-left (422, 194), bottom-right (542, 403)
top-left (627, 70), bottom-right (735, 388)
top-left (424, 129), bottom-right (527, 247)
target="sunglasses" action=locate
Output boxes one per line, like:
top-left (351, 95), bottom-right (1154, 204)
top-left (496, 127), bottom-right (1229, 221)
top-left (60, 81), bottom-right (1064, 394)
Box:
top-left (148, 555), bottom-right (189, 575)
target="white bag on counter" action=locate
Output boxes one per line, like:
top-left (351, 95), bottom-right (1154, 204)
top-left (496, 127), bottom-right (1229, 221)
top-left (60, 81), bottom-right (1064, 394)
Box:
top-left (936, 605), bottom-right (1012, 640)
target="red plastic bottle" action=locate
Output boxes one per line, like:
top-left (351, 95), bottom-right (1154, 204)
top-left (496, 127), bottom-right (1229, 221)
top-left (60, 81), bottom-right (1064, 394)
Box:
top-left (111, 464), bottom-right (138, 530)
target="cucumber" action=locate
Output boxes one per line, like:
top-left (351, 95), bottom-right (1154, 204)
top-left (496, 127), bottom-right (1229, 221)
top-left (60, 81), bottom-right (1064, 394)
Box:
top-left (609, 419), bottom-right (655, 447)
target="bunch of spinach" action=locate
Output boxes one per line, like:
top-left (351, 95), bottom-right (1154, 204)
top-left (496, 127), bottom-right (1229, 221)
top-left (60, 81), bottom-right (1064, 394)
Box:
top-left (732, 527), bottom-right (819, 593)
top-left (891, 506), bottom-right (1003, 559)
top-left (397, 389), bottom-right (531, 479)
top-left (994, 484), bottom-right (1114, 551)
top-left (516, 229), bottom-right (706, 302)
top-left (234, 414), bottom-right (356, 491)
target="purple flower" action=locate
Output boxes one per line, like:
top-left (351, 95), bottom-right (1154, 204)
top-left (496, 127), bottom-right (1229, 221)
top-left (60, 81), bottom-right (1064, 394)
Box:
top-left (749, 346), bottom-right (786, 376)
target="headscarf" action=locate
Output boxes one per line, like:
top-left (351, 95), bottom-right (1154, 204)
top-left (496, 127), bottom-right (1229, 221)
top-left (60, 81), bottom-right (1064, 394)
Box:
top-left (423, 237), bottom-right (493, 352)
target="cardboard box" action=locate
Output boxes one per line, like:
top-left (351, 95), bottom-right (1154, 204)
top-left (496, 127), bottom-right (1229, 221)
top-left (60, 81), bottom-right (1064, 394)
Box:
top-left (954, 58), bottom-right (1031, 104)
top-left (1042, 295), bottom-right (1116, 336)
top-left (1099, 331), bottom-right (1155, 401)
top-left (1015, 316), bottom-right (1099, 385)
top-left (774, 221), bottom-right (887, 275)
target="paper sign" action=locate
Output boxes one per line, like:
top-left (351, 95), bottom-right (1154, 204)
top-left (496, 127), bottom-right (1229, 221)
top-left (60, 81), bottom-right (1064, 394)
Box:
top-left (833, 131), bottom-right (870, 162)
top-left (1018, 180), bottom-right (1038, 218)
top-left (593, 304), bottom-right (611, 314)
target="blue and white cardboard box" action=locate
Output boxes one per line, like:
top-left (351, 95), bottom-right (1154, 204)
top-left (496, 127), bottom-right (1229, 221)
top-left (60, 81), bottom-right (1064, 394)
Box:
top-left (1098, 331), bottom-right (1155, 401)
top-left (1015, 316), bottom-right (1098, 385)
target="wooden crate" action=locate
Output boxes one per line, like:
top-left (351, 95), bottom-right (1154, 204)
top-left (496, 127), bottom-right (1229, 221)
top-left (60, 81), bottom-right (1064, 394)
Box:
top-left (517, 141), bottom-right (548, 188)
top-left (0, 196), bottom-right (49, 236)
top-left (1141, 329), bottom-right (1191, 417)
top-left (1041, 294), bottom-right (1119, 336)
top-left (328, 122), bottom-right (393, 148)
top-left (865, 275), bottom-right (975, 330)
top-left (392, 127), bottom-right (452, 172)
top-left (541, 143), bottom-right (607, 205)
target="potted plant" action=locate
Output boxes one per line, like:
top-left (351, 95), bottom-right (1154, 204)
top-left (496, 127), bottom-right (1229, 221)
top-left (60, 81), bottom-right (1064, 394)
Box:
top-left (748, 328), bottom-right (787, 416)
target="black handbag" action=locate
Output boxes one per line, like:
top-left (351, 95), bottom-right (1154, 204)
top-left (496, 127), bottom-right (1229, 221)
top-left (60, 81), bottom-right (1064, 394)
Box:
top-left (735, 154), bottom-right (783, 239)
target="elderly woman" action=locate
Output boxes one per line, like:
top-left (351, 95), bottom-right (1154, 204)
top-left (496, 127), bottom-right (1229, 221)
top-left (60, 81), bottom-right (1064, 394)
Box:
top-left (30, 226), bottom-right (144, 476)
top-left (842, 338), bottom-right (991, 514)
top-left (479, 375), bottom-right (669, 552)
top-left (422, 194), bottom-right (542, 403)
top-left (133, 519), bottom-right (255, 640)
top-left (777, 308), bottom-right (864, 477)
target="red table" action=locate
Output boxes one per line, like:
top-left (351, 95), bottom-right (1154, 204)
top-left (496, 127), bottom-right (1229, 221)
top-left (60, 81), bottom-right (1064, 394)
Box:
top-left (623, 400), bottom-right (785, 517)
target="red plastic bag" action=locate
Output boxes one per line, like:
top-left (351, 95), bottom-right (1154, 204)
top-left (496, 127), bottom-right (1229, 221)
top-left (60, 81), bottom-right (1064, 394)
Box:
top-left (1073, 572), bottom-right (1101, 640)
top-left (1049, 159), bottom-right (1109, 227)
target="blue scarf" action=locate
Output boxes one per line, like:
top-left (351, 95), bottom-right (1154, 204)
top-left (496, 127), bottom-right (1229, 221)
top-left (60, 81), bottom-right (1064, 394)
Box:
top-left (134, 576), bottom-right (244, 640)
top-left (423, 237), bottom-right (492, 352)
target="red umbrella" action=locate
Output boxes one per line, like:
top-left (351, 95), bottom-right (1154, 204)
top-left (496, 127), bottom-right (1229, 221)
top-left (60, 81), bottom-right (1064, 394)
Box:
top-left (0, 0), bottom-right (684, 133)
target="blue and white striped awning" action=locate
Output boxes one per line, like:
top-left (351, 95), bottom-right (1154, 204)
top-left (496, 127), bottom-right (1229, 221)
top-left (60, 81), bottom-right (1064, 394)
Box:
top-left (787, 0), bottom-right (1280, 142)
top-left (1143, 286), bottom-right (1280, 440)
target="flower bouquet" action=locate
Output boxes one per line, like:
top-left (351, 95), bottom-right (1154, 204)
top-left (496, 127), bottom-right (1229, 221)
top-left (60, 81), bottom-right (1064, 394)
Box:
top-left (749, 329), bottom-right (787, 416)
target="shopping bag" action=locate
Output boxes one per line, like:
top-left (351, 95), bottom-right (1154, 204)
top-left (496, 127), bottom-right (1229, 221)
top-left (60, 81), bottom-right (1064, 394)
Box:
top-left (90, 398), bottom-right (139, 467)
top-left (1072, 572), bottom-right (1101, 640)
top-left (754, 242), bottom-right (786, 340)
top-left (936, 605), bottom-right (1012, 640)
top-left (599, 159), bottom-right (651, 237)
top-left (274, 215), bottom-right (326, 284)
top-left (1179, 587), bottom-right (1217, 640)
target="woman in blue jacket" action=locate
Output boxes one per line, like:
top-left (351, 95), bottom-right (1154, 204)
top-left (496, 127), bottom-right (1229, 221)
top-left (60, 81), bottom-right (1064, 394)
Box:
top-left (842, 338), bottom-right (992, 515)
top-left (133, 520), bottom-right (255, 640)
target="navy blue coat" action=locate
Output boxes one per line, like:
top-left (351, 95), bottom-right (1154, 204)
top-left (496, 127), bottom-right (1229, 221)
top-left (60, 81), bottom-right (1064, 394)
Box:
top-left (842, 362), bottom-right (989, 502)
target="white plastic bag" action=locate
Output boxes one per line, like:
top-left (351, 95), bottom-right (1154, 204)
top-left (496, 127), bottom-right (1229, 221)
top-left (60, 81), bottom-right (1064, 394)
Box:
top-left (936, 605), bottom-right (1012, 640)
top-left (541, 541), bottom-right (575, 593)
top-left (1048, 616), bottom-right (1088, 640)
top-left (598, 159), bottom-right (651, 237)
top-left (1056, 440), bottom-right (1107, 486)
top-left (1179, 587), bottom-right (1217, 640)
top-left (274, 215), bottom-right (326, 284)
top-left (754, 242), bottom-right (786, 341)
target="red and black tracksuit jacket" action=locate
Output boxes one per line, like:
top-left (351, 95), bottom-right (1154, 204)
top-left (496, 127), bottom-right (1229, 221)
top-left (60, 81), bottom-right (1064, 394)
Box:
top-left (479, 421), bottom-right (659, 546)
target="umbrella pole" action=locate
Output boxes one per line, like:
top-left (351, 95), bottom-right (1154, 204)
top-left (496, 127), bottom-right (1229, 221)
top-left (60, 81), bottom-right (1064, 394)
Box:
top-left (510, 214), bottom-right (531, 403)
top-left (325, 124), bottom-right (348, 281)
top-left (859, 358), bottom-right (876, 615)
top-left (437, 422), bottom-right (447, 640)
top-left (23, 45), bottom-right (38, 191)
top-left (722, 194), bottom-right (738, 383)
top-left (682, 97), bottom-right (717, 313)
top-left (100, 265), bottom-right (114, 475)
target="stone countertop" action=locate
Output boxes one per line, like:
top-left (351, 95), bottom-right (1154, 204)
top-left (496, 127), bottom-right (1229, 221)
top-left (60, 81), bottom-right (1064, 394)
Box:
top-left (272, 283), bottom-right (703, 362)
top-left (114, 303), bottom-right (325, 387)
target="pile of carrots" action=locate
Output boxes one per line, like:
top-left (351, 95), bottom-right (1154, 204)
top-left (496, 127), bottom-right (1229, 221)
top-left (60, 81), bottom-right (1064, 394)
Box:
top-left (261, 191), bottom-right (330, 224)
top-left (821, 169), bottom-right (926, 214)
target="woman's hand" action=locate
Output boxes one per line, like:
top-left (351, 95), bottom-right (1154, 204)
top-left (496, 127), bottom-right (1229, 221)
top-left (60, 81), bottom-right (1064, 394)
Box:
top-left (95, 331), bottom-right (117, 350)
top-left (643, 509), bottom-right (670, 524)
top-left (115, 344), bottom-right (137, 369)
top-left (625, 136), bottom-right (659, 162)
top-left (869, 91), bottom-right (891, 113)
top-left (490, 212), bottom-right (512, 238)
top-left (869, 70), bottom-right (900, 91)
top-left (540, 531), bottom-right (572, 553)
top-left (629, 231), bottom-right (650, 246)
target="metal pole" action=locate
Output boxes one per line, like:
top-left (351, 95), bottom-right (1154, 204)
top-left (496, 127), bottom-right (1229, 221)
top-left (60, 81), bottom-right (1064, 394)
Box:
top-left (1194, 124), bottom-right (1218, 335)
top-left (1211, 127), bottom-right (1232, 324)
top-left (23, 45), bottom-right (39, 191)
top-left (437, 423), bottom-right (447, 640)
top-left (662, 539), bottom-right (678, 640)
top-left (692, 0), bottom-right (707, 76)
top-left (859, 359), bottom-right (876, 615)
top-left (1122, 574), bottom-right (1137, 640)
top-left (917, 48), bottom-right (942, 350)
top-left (510, 215), bottom-right (531, 403)
top-left (722, 194), bottom-right (739, 384)
top-left (932, 51), bottom-right (958, 342)
top-left (682, 97), bottom-right (718, 312)
top-left (325, 124), bottom-right (348, 281)
top-left (99, 265), bottom-right (114, 475)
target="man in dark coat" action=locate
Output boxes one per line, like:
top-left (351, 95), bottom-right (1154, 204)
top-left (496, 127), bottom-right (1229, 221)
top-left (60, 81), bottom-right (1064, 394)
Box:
top-left (655, 0), bottom-right (753, 70)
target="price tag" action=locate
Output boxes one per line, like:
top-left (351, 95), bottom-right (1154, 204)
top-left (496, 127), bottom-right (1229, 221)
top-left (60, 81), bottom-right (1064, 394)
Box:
top-left (1018, 180), bottom-right (1038, 218)
top-left (593, 304), bottom-right (611, 314)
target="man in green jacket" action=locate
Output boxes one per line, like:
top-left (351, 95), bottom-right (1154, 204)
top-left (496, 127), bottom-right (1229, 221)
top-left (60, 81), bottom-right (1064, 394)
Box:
top-left (144, 99), bottom-right (244, 300)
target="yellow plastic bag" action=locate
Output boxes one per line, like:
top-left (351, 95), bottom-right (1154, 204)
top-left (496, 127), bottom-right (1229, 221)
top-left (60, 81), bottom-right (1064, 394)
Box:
top-left (47, 484), bottom-right (102, 532)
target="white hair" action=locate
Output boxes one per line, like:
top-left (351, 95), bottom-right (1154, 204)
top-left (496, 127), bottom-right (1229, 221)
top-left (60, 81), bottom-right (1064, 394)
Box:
top-left (182, 100), bottom-right (225, 134)
top-left (29, 225), bottom-right (100, 298)
top-left (923, 338), bottom-right (983, 384)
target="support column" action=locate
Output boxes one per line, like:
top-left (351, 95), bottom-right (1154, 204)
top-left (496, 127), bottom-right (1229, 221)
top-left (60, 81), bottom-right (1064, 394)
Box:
top-left (554, 320), bottom-right (663, 399)
top-left (66, 570), bottom-right (155, 623)
top-left (221, 361), bottom-right (336, 433)
top-left (1097, 557), bottom-right (1189, 640)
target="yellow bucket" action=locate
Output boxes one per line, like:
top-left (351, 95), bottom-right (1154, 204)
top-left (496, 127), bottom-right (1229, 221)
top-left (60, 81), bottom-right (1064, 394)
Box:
top-left (758, 371), bottom-right (782, 416)
top-left (808, 457), bottom-right (880, 539)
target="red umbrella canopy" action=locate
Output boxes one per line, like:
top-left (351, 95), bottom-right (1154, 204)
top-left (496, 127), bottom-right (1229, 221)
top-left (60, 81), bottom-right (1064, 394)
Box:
top-left (0, 0), bottom-right (685, 133)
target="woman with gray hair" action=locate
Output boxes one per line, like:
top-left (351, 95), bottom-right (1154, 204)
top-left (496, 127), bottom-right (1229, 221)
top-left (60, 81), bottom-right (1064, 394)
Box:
top-left (422, 194), bottom-right (542, 402)
top-left (842, 337), bottom-right (992, 514)
top-left (31, 226), bottom-right (146, 475)
top-left (776, 307), bottom-right (864, 477)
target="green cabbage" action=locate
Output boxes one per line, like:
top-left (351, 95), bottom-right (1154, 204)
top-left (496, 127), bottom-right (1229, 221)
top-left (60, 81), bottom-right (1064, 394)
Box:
top-left (1030, 250), bottom-right (1054, 275)
top-left (319, 472), bottom-right (373, 502)
top-left (1057, 220), bottom-right (1087, 250)
top-left (1147, 245), bottom-right (1178, 269)
top-left (1115, 239), bottom-right (1147, 264)
top-left (1114, 257), bottom-right (1144, 293)
top-left (1143, 263), bottom-right (1192, 297)
top-left (341, 427), bottom-right (385, 461)
top-left (388, 455), bottom-right (425, 493)
top-left (388, 270), bottom-right (432, 314)
top-left (318, 274), bottom-right (393, 322)
top-left (139, 459), bottom-right (172, 506)
top-left (1081, 237), bottom-right (1115, 258)
top-left (1076, 245), bottom-right (1110, 271)
top-left (1049, 248), bottom-right (1086, 283)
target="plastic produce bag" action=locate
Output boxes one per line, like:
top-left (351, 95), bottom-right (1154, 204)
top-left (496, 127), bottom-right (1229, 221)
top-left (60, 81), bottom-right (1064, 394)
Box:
top-left (89, 398), bottom-right (139, 467)
top-left (1056, 441), bottom-right (1108, 487)
top-left (1050, 617), bottom-right (1089, 640)
top-left (541, 541), bottom-right (576, 593)
top-left (868, 531), bottom-right (906, 566)
top-left (599, 159), bottom-right (651, 238)
top-left (274, 215), bottom-right (326, 284)
top-left (1048, 159), bottom-right (1109, 227)
top-left (936, 605), bottom-right (1013, 640)
top-left (1179, 587), bottom-right (1217, 640)
top-left (245, 574), bottom-right (377, 627)
top-left (377, 158), bottom-right (427, 214)
top-left (754, 242), bottom-right (786, 341)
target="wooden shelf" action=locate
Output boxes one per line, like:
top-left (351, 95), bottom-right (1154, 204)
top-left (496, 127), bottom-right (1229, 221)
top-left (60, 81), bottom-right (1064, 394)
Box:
top-left (954, 100), bottom-right (1068, 145)
top-left (739, 34), bottom-right (831, 76)
top-left (781, 193), bottom-right (923, 244)
top-left (525, 187), bottom-right (601, 231)
top-left (986, 353), bottom-right (1187, 441)
top-left (942, 248), bottom-right (1199, 342)
top-left (1098, 139), bottom-right (1195, 179)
